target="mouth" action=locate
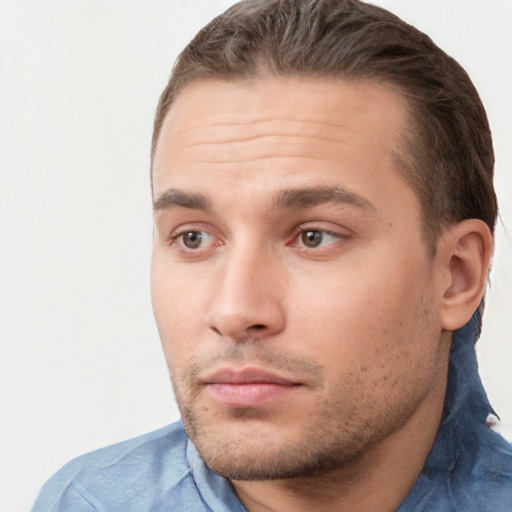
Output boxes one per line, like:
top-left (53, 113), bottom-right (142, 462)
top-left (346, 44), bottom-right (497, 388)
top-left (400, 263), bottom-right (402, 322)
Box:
top-left (201, 366), bottom-right (302, 408)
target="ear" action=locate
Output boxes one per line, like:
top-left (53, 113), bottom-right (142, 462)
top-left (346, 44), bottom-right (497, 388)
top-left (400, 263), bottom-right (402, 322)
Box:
top-left (437, 219), bottom-right (493, 331)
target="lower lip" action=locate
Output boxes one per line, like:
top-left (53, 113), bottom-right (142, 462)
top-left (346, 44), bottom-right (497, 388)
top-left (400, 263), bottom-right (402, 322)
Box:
top-left (206, 383), bottom-right (299, 408)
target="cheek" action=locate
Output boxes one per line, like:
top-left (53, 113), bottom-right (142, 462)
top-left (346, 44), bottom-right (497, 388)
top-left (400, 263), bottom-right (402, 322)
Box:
top-left (151, 263), bottom-right (201, 369)
top-left (286, 257), bottom-right (437, 376)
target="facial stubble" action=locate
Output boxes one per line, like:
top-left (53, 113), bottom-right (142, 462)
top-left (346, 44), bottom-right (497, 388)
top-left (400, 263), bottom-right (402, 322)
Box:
top-left (170, 334), bottom-right (440, 482)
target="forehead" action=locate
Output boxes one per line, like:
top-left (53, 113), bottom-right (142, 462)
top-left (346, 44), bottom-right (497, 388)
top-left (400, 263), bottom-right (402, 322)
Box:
top-left (152, 76), bottom-right (413, 209)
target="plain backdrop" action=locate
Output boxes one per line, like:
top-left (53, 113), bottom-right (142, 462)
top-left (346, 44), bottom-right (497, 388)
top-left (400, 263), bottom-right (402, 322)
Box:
top-left (1, 1), bottom-right (510, 510)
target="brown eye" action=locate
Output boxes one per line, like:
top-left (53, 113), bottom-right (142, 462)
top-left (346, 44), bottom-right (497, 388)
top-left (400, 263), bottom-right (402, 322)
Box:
top-left (301, 230), bottom-right (324, 248)
top-left (182, 231), bottom-right (204, 249)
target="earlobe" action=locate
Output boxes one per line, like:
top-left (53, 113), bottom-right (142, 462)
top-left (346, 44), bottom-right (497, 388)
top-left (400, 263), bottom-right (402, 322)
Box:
top-left (438, 219), bottom-right (493, 332)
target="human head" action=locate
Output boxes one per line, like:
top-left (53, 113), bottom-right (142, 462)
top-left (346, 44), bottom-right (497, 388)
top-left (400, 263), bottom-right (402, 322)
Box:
top-left (151, 74), bottom-right (493, 484)
top-left (151, 0), bottom-right (497, 250)
top-left (149, 0), bottom-right (495, 490)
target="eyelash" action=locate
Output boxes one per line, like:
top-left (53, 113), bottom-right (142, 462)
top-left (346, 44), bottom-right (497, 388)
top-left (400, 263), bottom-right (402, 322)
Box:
top-left (167, 226), bottom-right (348, 254)
top-left (291, 227), bottom-right (345, 249)
top-left (168, 229), bottom-right (220, 250)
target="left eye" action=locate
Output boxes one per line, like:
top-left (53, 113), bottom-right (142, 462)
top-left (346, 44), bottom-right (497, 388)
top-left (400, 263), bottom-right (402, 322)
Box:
top-left (296, 229), bottom-right (341, 248)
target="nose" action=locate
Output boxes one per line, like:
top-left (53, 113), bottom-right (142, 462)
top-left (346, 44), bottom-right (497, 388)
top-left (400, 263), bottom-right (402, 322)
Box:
top-left (205, 247), bottom-right (286, 340)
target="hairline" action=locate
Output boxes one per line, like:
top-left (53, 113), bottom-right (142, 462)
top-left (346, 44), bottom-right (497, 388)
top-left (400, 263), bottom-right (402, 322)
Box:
top-left (151, 71), bottom-right (440, 254)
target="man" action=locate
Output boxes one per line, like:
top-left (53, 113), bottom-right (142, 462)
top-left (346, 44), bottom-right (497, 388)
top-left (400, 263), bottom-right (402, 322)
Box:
top-left (32, 0), bottom-right (512, 510)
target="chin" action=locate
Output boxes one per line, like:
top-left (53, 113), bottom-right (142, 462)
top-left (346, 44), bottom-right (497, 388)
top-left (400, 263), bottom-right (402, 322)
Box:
top-left (184, 413), bottom-right (370, 481)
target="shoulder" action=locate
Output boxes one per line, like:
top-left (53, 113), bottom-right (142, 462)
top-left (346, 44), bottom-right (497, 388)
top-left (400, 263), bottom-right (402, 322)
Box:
top-left (466, 428), bottom-right (512, 501)
top-left (453, 429), bottom-right (512, 511)
top-left (449, 427), bottom-right (512, 509)
top-left (31, 421), bottom-right (210, 512)
top-left (401, 426), bottom-right (512, 512)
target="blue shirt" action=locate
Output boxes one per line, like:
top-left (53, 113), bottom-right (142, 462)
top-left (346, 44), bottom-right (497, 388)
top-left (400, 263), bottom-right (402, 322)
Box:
top-left (31, 311), bottom-right (512, 511)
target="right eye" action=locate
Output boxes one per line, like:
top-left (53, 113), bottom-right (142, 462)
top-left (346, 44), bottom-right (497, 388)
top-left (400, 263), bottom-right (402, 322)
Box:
top-left (173, 230), bottom-right (216, 250)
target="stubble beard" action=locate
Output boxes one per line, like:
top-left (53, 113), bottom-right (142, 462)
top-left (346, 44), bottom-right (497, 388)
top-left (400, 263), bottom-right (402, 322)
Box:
top-left (179, 397), bottom-right (414, 481)
top-left (171, 344), bottom-right (436, 482)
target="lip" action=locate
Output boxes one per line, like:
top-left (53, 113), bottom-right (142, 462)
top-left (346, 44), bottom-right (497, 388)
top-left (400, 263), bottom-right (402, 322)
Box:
top-left (202, 366), bottom-right (301, 408)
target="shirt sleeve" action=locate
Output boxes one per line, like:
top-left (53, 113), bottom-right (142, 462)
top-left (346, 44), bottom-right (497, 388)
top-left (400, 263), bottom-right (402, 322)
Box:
top-left (30, 461), bottom-right (98, 512)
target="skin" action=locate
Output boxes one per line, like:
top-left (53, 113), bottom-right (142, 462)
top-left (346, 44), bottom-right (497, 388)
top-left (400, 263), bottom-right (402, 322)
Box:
top-left (151, 77), bottom-right (492, 511)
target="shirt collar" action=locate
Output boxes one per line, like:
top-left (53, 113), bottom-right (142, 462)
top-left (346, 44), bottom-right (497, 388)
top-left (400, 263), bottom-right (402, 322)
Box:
top-left (423, 306), bottom-right (494, 471)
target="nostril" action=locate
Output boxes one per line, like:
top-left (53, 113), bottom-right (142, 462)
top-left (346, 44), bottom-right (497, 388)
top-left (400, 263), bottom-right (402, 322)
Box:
top-left (251, 324), bottom-right (266, 330)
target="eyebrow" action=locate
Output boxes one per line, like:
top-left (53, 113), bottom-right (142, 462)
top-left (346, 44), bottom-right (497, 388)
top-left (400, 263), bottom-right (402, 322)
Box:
top-left (153, 185), bottom-right (376, 214)
top-left (274, 186), bottom-right (376, 213)
top-left (153, 189), bottom-right (211, 212)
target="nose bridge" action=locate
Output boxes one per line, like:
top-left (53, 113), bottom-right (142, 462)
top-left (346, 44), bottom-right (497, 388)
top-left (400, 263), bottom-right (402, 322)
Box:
top-left (206, 239), bottom-right (285, 339)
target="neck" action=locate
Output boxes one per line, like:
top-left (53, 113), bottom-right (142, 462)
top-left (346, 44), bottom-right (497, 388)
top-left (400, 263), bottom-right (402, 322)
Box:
top-left (231, 352), bottom-right (449, 512)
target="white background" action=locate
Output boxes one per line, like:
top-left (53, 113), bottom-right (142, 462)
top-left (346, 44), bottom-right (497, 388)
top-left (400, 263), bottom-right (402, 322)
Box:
top-left (1, 1), bottom-right (510, 510)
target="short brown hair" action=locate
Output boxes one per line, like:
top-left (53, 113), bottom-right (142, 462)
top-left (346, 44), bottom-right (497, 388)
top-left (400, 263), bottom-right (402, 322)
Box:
top-left (152, 0), bottom-right (497, 247)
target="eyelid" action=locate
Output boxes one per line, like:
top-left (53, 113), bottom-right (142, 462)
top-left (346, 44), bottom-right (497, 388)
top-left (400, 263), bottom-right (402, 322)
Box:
top-left (166, 221), bottom-right (213, 242)
top-left (289, 224), bottom-right (353, 250)
top-left (292, 222), bottom-right (353, 238)
top-left (166, 224), bottom-right (223, 251)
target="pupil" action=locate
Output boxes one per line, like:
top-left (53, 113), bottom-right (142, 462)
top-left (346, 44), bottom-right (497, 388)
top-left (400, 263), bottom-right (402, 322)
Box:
top-left (184, 231), bottom-right (202, 248)
top-left (302, 230), bottom-right (322, 247)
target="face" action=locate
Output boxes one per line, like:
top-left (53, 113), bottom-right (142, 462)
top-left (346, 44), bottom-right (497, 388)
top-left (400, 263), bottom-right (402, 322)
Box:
top-left (151, 77), bottom-right (448, 480)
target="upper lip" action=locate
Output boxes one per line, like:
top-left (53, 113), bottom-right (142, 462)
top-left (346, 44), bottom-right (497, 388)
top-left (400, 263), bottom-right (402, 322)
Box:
top-left (201, 366), bottom-right (298, 385)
